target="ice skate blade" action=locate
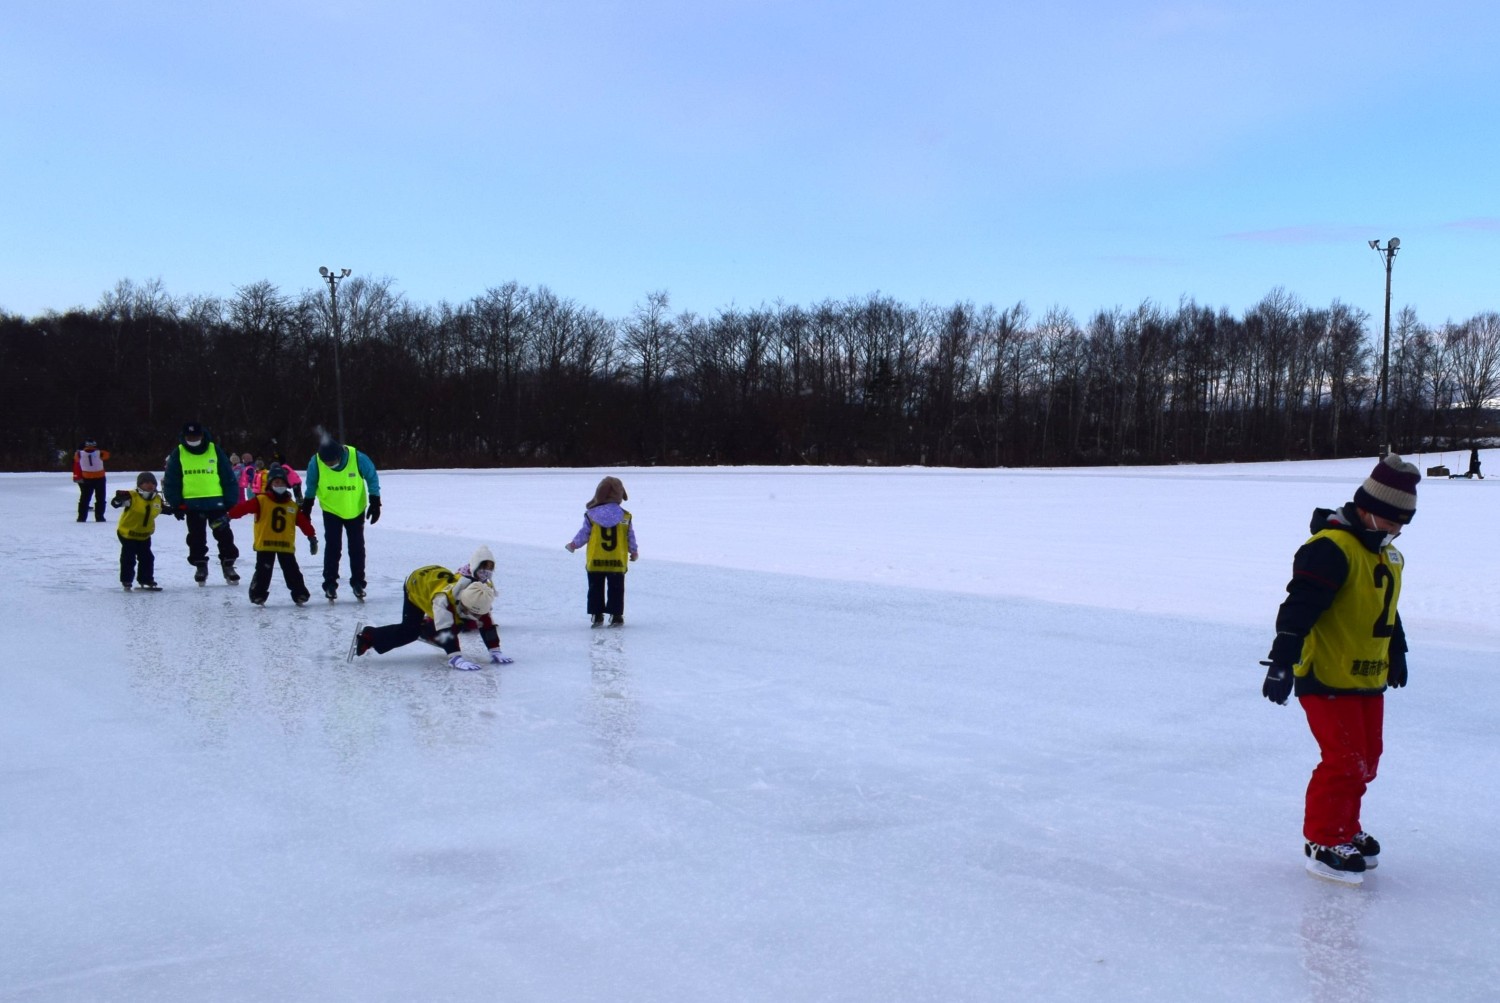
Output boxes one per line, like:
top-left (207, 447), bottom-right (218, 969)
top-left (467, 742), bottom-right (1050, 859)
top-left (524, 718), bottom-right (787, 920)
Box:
top-left (1306, 858), bottom-right (1364, 885)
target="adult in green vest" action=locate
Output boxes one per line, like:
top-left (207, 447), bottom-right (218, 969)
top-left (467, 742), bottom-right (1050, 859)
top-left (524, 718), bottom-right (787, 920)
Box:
top-left (301, 436), bottom-right (382, 601)
top-left (162, 421), bottom-right (242, 584)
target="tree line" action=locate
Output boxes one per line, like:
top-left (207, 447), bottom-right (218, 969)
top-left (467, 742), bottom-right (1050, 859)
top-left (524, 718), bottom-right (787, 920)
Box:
top-left (3, 278), bottom-right (1498, 471)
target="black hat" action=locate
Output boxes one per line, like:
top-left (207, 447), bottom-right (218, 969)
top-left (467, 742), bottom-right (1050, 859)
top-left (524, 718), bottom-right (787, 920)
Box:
top-left (182, 421), bottom-right (206, 439)
top-left (83, 437), bottom-right (98, 447)
top-left (318, 440), bottom-right (344, 466)
top-left (136, 471), bottom-right (158, 487)
top-left (266, 464), bottom-right (289, 485)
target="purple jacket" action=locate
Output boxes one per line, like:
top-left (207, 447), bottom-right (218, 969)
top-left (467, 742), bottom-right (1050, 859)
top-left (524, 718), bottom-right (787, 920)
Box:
top-left (569, 503), bottom-right (638, 556)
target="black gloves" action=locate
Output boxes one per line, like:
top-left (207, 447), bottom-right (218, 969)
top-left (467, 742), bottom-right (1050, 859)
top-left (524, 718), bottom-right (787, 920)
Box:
top-left (309, 537), bottom-right (320, 555)
top-left (299, 498), bottom-right (315, 518)
top-left (367, 496), bottom-right (381, 524)
top-left (1260, 661), bottom-right (1293, 705)
top-left (173, 508), bottom-right (186, 521)
top-left (1388, 649), bottom-right (1408, 689)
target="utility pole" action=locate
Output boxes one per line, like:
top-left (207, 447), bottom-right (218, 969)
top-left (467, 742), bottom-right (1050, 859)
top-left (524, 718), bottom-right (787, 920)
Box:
top-left (1367, 238), bottom-right (1400, 457)
top-left (319, 266), bottom-right (352, 444)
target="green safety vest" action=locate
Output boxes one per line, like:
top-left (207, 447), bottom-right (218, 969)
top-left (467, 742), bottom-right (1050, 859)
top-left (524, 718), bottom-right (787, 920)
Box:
top-left (178, 445), bottom-right (221, 500)
top-left (315, 446), bottom-right (368, 519)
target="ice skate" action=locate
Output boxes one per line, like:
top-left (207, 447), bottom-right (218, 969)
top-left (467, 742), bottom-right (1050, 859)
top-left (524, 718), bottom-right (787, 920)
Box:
top-left (193, 562), bottom-right (209, 585)
top-left (347, 624), bottom-right (373, 662)
top-left (591, 613), bottom-right (604, 628)
top-left (608, 614), bottom-right (625, 627)
top-left (137, 581), bottom-right (161, 591)
top-left (1350, 831), bottom-right (1380, 869)
top-left (1305, 842), bottom-right (1366, 885)
top-left (221, 560), bottom-right (240, 584)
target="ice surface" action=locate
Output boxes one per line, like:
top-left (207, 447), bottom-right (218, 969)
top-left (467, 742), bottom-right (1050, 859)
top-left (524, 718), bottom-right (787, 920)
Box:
top-left (3, 460), bottom-right (1497, 1001)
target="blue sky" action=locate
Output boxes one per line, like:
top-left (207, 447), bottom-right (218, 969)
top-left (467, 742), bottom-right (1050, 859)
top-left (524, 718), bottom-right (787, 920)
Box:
top-left (3, 0), bottom-right (1497, 326)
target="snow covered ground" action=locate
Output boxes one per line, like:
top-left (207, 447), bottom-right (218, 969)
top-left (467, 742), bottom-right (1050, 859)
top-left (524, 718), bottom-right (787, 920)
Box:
top-left (3, 458), bottom-right (1497, 1002)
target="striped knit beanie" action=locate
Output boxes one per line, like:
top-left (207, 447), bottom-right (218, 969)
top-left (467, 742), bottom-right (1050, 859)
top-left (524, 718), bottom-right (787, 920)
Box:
top-left (1354, 453), bottom-right (1420, 524)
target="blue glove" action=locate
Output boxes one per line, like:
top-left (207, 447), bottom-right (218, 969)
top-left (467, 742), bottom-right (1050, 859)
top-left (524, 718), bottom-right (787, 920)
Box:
top-left (1260, 661), bottom-right (1293, 705)
top-left (447, 653), bottom-right (483, 671)
top-left (488, 649), bottom-right (514, 665)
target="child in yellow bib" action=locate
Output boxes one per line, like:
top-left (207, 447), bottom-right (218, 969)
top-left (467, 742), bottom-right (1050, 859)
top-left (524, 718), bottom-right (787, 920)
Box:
top-left (565, 476), bottom-right (639, 627)
top-left (110, 472), bottom-right (164, 590)
top-left (226, 464), bottom-right (318, 605)
top-left (1260, 454), bottom-right (1420, 883)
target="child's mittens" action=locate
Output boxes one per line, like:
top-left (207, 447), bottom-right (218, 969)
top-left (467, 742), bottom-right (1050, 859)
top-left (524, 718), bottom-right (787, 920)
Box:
top-left (488, 649), bottom-right (514, 665)
top-left (447, 653), bottom-right (484, 671)
top-left (309, 537), bottom-right (319, 555)
top-left (111, 490), bottom-right (131, 508)
top-left (565, 543), bottom-right (577, 552)
top-left (630, 551), bottom-right (639, 562)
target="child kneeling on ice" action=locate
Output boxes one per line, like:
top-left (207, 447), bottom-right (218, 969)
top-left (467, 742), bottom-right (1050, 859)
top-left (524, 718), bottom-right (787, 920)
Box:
top-left (226, 464), bottom-right (318, 605)
top-left (111, 471), bottom-right (165, 590)
top-left (564, 475), bottom-right (638, 627)
top-left (352, 558), bottom-right (512, 670)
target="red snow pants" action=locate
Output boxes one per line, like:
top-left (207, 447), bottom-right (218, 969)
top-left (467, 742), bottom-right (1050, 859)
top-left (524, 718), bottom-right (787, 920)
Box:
top-left (1299, 693), bottom-right (1384, 846)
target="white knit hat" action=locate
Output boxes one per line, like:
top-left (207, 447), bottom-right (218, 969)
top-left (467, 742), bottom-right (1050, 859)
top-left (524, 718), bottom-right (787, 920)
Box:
top-left (456, 581), bottom-right (495, 617)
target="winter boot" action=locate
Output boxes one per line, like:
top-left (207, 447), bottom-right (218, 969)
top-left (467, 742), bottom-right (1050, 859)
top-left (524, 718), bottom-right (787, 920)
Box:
top-left (1350, 831), bottom-right (1381, 869)
top-left (221, 560), bottom-right (240, 584)
top-left (1305, 841), bottom-right (1366, 873)
top-left (591, 613), bottom-right (604, 628)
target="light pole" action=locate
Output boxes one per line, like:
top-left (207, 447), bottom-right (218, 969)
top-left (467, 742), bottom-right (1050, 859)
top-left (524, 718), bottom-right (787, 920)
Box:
top-left (319, 266), bottom-right (352, 444)
top-left (1368, 237), bottom-right (1400, 458)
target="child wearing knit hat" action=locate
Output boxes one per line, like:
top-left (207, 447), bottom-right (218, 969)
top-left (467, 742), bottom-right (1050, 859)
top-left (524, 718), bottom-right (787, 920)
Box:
top-left (1260, 453), bottom-right (1420, 884)
top-left (564, 476), bottom-right (639, 627)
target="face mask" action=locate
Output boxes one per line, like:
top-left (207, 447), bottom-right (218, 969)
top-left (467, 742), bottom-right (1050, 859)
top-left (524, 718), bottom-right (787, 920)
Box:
top-left (139, 488), bottom-right (156, 499)
top-left (272, 484), bottom-right (290, 497)
top-left (185, 438), bottom-right (203, 448)
top-left (1364, 513), bottom-right (1400, 547)
top-left (475, 567), bottom-right (494, 583)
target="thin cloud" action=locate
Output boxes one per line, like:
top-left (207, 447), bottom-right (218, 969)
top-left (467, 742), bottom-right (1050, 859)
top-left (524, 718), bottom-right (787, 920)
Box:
top-left (1442, 217), bottom-right (1500, 232)
top-left (1225, 225), bottom-right (1372, 244)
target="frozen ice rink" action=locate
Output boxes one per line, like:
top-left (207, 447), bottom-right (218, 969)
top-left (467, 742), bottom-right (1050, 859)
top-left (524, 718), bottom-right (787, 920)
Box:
top-left (4, 460), bottom-right (1498, 1001)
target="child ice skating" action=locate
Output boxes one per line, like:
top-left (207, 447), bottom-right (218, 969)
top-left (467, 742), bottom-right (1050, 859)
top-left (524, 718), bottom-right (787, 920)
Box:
top-left (226, 464), bottom-right (318, 605)
top-left (1260, 454), bottom-right (1420, 885)
top-left (351, 554), bottom-right (511, 670)
top-left (110, 472), bottom-right (164, 590)
top-left (565, 475), bottom-right (638, 627)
